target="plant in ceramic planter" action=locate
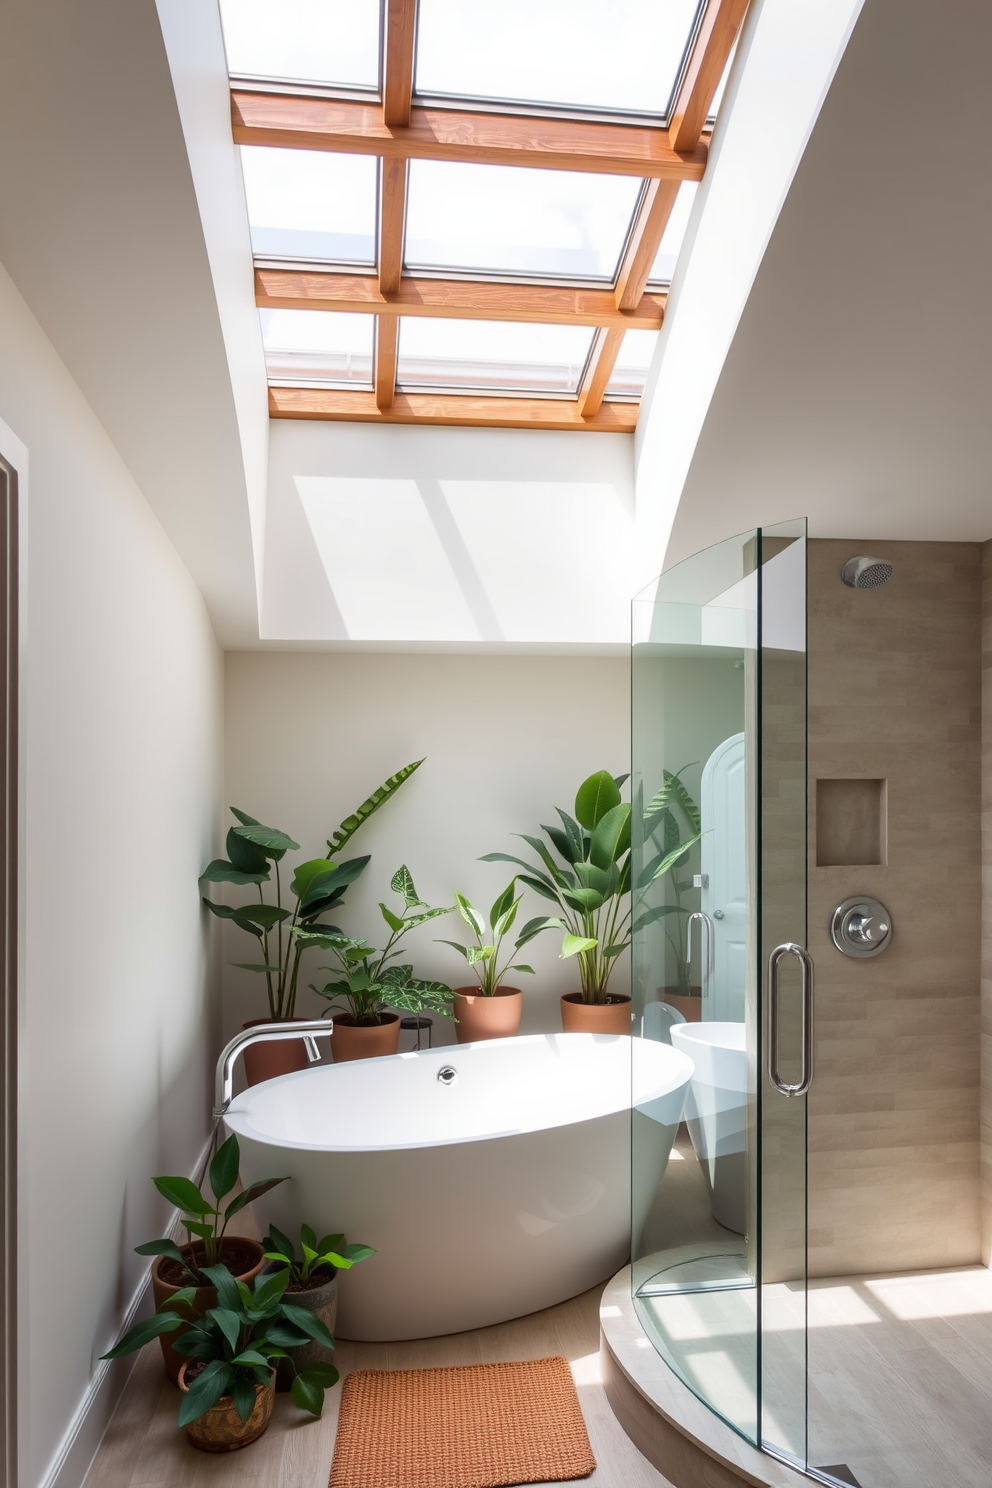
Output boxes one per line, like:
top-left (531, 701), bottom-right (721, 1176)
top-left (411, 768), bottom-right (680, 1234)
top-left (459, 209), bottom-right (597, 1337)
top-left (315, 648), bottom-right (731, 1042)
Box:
top-left (199, 760), bottom-right (423, 1029)
top-left (101, 1264), bottom-right (338, 1450)
top-left (298, 866), bottom-right (454, 1059)
top-left (436, 883), bottom-right (545, 1041)
top-left (135, 1132), bottom-right (286, 1381)
top-left (483, 769), bottom-right (698, 1032)
top-left (262, 1223), bottom-right (375, 1385)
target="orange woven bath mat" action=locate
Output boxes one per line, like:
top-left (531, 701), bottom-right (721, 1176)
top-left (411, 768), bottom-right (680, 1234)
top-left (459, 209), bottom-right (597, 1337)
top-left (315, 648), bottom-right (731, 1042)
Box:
top-left (328, 1354), bottom-right (596, 1488)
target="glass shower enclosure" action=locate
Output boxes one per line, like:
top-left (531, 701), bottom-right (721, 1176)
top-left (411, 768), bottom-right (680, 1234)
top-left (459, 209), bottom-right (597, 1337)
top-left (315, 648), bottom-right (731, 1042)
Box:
top-left (631, 522), bottom-right (812, 1473)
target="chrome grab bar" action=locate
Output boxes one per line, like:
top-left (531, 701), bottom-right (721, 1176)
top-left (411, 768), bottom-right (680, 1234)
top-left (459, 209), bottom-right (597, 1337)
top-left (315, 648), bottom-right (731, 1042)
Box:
top-left (687, 911), bottom-right (715, 1003)
top-left (767, 942), bottom-right (814, 1097)
top-left (214, 1020), bottom-right (333, 1119)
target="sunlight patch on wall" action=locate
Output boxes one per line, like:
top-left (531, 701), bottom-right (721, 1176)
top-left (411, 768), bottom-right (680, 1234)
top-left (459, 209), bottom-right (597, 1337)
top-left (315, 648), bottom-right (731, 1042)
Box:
top-left (296, 476), bottom-right (480, 641)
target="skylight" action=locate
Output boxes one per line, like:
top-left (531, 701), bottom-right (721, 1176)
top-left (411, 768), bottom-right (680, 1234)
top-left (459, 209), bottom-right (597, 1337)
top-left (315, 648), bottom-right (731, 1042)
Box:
top-left (396, 319), bottom-right (596, 396)
top-left (404, 162), bottom-right (642, 282)
top-left (414, 0), bottom-right (703, 120)
top-left (220, 0), bottom-right (381, 91)
top-left (241, 148), bottom-right (378, 265)
top-left (224, 0), bottom-right (751, 430)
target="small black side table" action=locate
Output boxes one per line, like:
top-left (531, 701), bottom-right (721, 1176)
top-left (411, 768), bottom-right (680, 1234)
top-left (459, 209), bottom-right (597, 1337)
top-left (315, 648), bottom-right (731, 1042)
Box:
top-left (399, 1015), bottom-right (433, 1051)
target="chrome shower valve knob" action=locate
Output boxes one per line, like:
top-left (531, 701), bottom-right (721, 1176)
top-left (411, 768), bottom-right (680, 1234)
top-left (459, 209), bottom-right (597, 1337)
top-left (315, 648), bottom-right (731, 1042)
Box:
top-left (830, 896), bottom-right (892, 958)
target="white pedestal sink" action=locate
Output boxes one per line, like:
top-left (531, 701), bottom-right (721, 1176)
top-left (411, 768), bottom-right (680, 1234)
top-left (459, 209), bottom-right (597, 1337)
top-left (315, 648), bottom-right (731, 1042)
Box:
top-left (669, 1021), bottom-right (747, 1234)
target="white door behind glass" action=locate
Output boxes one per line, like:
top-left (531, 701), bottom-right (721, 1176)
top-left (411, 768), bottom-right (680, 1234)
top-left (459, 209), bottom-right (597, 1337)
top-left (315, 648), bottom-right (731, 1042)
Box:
top-left (701, 732), bottom-right (746, 1022)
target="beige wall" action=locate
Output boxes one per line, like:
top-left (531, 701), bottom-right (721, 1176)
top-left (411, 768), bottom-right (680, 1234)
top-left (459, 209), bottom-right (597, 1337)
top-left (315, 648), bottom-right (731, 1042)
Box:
top-left (222, 652), bottom-right (631, 1047)
top-left (807, 539), bottom-right (982, 1277)
top-left (982, 541), bottom-right (992, 1265)
top-left (0, 260), bottom-right (223, 1488)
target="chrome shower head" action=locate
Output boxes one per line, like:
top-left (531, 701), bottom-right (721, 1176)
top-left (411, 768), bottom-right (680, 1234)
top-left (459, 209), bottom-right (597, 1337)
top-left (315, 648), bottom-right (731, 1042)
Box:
top-left (840, 556), bottom-right (893, 590)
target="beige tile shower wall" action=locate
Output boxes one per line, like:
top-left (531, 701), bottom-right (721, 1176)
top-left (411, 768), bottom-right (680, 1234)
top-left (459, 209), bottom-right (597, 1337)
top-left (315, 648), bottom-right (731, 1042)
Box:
top-left (807, 539), bottom-right (981, 1277)
top-left (982, 540), bottom-right (992, 1264)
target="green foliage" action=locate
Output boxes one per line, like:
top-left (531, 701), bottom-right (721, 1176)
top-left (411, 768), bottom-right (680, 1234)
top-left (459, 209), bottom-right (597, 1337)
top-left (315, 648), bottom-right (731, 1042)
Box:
top-left (482, 768), bottom-right (695, 1005)
top-left (637, 766), bottom-right (702, 995)
top-left (101, 1263), bottom-right (339, 1424)
top-left (198, 762), bottom-right (422, 1020)
top-left (262, 1222), bottom-right (376, 1285)
top-left (133, 1134), bottom-right (286, 1281)
top-left (302, 866), bottom-right (454, 1026)
top-left (436, 883), bottom-right (536, 996)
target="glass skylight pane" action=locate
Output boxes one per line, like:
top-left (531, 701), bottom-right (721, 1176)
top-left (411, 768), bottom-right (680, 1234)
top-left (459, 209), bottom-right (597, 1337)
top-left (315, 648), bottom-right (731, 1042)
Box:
top-left (397, 319), bottom-right (594, 396)
top-left (647, 182), bottom-right (698, 285)
top-left (415, 0), bottom-right (702, 118)
top-left (241, 147), bottom-right (377, 264)
top-left (405, 161), bottom-right (641, 282)
top-left (261, 309), bottom-right (374, 386)
top-left (219, 0), bottom-right (380, 89)
top-left (605, 329), bottom-right (659, 400)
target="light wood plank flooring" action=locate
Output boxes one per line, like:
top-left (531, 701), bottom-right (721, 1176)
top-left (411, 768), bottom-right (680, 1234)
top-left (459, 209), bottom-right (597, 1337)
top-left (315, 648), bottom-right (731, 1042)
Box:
top-left (82, 1283), bottom-right (676, 1488)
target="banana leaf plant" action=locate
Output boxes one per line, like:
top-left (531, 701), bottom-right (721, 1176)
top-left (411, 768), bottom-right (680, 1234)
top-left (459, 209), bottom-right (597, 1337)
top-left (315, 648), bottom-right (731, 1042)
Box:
top-left (482, 769), bottom-right (699, 1005)
top-left (298, 866), bottom-right (454, 1026)
top-left (101, 1263), bottom-right (339, 1421)
top-left (436, 882), bottom-right (540, 995)
top-left (199, 761), bottom-right (423, 1020)
top-left (638, 766), bottom-right (702, 996)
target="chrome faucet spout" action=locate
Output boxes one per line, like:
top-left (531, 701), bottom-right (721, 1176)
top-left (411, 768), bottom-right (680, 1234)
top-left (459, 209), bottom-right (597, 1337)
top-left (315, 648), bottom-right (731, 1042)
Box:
top-left (213, 1020), bottom-right (334, 1119)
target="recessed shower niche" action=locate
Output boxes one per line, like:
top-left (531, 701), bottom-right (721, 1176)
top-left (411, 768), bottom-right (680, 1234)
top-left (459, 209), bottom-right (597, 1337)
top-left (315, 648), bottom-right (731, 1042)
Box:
top-left (814, 777), bottom-right (887, 866)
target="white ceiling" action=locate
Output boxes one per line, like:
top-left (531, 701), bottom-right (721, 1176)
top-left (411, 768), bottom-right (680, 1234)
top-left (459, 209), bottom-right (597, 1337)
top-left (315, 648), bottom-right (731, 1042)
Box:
top-left (658, 0), bottom-right (992, 567)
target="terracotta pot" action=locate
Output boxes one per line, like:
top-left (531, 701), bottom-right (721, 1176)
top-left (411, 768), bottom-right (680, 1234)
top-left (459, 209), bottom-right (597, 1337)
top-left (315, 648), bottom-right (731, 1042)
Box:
top-left (661, 992), bottom-right (703, 1023)
top-left (242, 1017), bottom-right (312, 1087)
top-left (178, 1361), bottom-right (275, 1451)
top-left (152, 1238), bottom-right (265, 1383)
top-left (275, 1270), bottom-right (337, 1391)
top-left (452, 986), bottom-right (523, 1043)
top-left (560, 992), bottom-right (631, 1035)
top-left (330, 1012), bottom-right (401, 1062)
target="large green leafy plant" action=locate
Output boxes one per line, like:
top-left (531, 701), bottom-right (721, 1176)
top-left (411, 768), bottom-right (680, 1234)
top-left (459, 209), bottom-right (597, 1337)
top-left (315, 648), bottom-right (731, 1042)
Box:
top-left (101, 1264), bottom-right (339, 1422)
top-left (483, 769), bottom-right (699, 1005)
top-left (135, 1134), bottom-right (285, 1286)
top-left (262, 1223), bottom-right (375, 1286)
top-left (640, 766), bottom-right (702, 996)
top-left (199, 761), bottom-right (422, 1020)
top-left (300, 866), bottom-right (454, 1026)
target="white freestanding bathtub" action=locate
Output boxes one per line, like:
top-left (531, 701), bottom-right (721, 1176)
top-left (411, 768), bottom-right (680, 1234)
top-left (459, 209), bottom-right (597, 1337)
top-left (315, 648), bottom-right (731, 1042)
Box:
top-left (670, 1021), bottom-right (747, 1233)
top-left (224, 1033), bottom-right (693, 1341)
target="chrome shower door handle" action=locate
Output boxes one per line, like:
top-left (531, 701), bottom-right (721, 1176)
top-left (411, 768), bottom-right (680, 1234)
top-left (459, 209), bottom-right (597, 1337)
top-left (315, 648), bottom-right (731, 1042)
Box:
top-left (767, 941), bottom-right (814, 1097)
top-left (687, 911), bottom-right (715, 1003)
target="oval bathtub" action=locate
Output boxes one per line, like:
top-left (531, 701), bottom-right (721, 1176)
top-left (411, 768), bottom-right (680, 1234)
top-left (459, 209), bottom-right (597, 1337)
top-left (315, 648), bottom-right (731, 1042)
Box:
top-left (224, 1032), bottom-right (693, 1341)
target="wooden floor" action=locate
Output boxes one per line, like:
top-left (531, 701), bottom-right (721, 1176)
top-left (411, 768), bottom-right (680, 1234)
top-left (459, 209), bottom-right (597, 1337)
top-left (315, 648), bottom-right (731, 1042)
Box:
top-left (82, 1283), bottom-right (676, 1488)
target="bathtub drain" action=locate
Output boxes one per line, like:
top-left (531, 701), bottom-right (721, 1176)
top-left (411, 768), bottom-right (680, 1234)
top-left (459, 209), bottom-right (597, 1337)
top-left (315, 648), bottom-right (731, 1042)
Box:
top-left (437, 1066), bottom-right (457, 1085)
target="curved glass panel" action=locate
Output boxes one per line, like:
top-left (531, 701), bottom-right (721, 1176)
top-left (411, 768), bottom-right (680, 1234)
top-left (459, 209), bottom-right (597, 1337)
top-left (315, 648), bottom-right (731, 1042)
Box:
top-left (631, 522), bottom-right (808, 1460)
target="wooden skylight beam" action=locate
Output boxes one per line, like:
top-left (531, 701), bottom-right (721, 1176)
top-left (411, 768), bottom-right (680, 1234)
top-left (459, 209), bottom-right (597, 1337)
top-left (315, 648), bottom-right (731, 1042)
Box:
top-left (255, 268), bottom-right (667, 329)
top-left (669, 0), bottom-right (750, 154)
top-left (269, 387), bottom-right (638, 431)
top-left (231, 91), bottom-right (708, 180)
top-left (374, 0), bottom-right (417, 406)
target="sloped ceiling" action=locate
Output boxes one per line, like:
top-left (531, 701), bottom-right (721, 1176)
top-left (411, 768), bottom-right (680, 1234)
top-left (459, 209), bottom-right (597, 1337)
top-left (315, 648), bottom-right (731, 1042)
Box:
top-left (0, 0), bottom-right (264, 645)
top-left (664, 0), bottom-right (992, 565)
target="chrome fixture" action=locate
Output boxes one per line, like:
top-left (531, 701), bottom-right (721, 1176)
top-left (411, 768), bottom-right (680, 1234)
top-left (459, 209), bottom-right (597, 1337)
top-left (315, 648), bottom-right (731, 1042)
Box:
top-left (767, 942), bottom-right (815, 1097)
top-left (830, 895), bottom-right (892, 958)
top-left (840, 556), bottom-right (894, 589)
top-left (214, 1019), bottom-right (331, 1118)
top-left (437, 1065), bottom-right (457, 1085)
top-left (687, 911), bottom-right (714, 1001)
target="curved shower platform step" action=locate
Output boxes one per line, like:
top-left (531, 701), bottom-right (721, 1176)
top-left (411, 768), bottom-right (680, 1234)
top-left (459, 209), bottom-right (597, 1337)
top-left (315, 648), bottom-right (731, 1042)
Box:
top-left (600, 1267), bottom-right (806, 1488)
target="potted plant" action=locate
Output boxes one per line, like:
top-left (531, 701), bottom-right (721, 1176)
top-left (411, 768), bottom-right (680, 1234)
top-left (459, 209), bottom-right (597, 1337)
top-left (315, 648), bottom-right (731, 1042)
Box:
top-left (262, 1223), bottom-right (374, 1386)
top-left (135, 1133), bottom-right (286, 1381)
top-left (299, 866), bottom-right (454, 1061)
top-left (483, 769), bottom-right (697, 1034)
top-left (641, 766), bottom-right (704, 1020)
top-left (101, 1264), bottom-right (338, 1452)
top-left (436, 882), bottom-right (543, 1042)
top-left (200, 760), bottom-right (423, 1084)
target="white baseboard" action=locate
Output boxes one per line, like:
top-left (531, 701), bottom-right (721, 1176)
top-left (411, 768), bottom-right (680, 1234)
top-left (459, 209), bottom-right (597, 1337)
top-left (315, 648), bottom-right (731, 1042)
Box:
top-left (37, 1129), bottom-right (217, 1488)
